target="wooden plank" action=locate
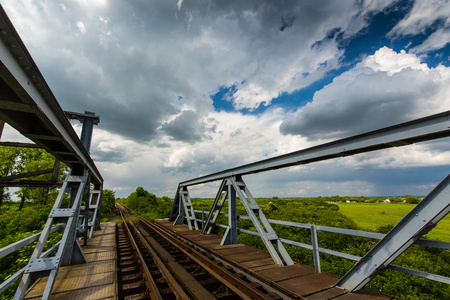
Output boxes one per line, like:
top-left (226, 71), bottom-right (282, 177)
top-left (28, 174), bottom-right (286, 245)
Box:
top-left (277, 273), bottom-right (339, 297)
top-left (24, 222), bottom-right (117, 300)
top-left (256, 264), bottom-right (315, 282)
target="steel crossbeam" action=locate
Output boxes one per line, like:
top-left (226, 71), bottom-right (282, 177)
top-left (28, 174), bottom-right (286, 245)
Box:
top-left (171, 109), bottom-right (450, 279)
top-left (0, 5), bottom-right (102, 184)
top-left (179, 110), bottom-right (450, 187)
top-left (0, 7), bottom-right (105, 299)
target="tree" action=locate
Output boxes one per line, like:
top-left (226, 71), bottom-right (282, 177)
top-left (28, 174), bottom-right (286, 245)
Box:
top-left (0, 146), bottom-right (22, 207)
top-left (0, 146), bottom-right (68, 208)
top-left (101, 189), bottom-right (116, 218)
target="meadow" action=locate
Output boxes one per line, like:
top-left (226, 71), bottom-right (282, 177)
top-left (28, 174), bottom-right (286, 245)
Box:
top-left (337, 202), bottom-right (450, 241)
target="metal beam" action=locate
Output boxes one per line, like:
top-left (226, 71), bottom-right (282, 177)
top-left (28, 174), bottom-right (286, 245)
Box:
top-left (0, 5), bottom-right (102, 184)
top-left (180, 110), bottom-right (450, 187)
top-left (0, 180), bottom-right (62, 188)
top-left (0, 169), bottom-right (53, 181)
top-left (0, 141), bottom-right (41, 148)
top-left (337, 173), bottom-right (450, 291)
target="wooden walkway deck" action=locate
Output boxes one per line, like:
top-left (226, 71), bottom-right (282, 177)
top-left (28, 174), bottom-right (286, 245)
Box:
top-left (22, 219), bottom-right (394, 299)
top-left (155, 219), bottom-right (395, 300)
top-left (24, 222), bottom-right (117, 300)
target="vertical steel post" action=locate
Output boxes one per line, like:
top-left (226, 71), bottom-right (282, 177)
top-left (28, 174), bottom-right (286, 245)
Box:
top-left (311, 225), bottom-right (321, 273)
top-left (222, 179), bottom-right (238, 245)
top-left (79, 111), bottom-right (96, 153)
top-left (201, 211), bottom-right (205, 230)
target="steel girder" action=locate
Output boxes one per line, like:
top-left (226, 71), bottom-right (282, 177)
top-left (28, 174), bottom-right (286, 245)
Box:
top-left (178, 110), bottom-right (450, 188)
top-left (202, 176), bottom-right (294, 266)
top-left (0, 5), bottom-right (102, 184)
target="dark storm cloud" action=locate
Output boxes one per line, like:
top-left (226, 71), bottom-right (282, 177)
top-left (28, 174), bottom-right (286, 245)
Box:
top-left (160, 110), bottom-right (207, 143)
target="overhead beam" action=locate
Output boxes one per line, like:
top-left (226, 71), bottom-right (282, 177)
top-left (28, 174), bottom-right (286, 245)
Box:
top-left (0, 180), bottom-right (62, 188)
top-left (0, 5), bottom-right (102, 184)
top-left (0, 169), bottom-right (53, 181)
top-left (180, 110), bottom-right (450, 187)
top-left (0, 141), bottom-right (40, 148)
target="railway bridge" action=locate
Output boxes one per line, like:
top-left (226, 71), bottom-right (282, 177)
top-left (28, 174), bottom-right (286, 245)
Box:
top-left (0, 5), bottom-right (449, 299)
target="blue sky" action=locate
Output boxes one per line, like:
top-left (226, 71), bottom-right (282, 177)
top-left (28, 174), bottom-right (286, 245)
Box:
top-left (2, 0), bottom-right (450, 198)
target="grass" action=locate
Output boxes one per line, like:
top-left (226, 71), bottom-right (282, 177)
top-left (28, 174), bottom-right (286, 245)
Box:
top-left (337, 203), bottom-right (450, 241)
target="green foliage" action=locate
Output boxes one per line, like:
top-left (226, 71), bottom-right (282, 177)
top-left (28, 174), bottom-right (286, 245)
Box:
top-left (116, 188), bottom-right (172, 221)
top-left (0, 202), bottom-right (61, 299)
top-left (0, 146), bottom-right (68, 208)
top-left (101, 189), bottom-right (116, 219)
top-left (187, 196), bottom-right (448, 300)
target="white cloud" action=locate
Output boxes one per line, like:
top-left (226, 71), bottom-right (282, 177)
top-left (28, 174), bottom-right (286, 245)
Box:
top-left (411, 28), bottom-right (450, 54)
top-left (76, 21), bottom-right (86, 34)
top-left (389, 0), bottom-right (450, 37)
top-left (388, 0), bottom-right (450, 53)
top-left (2, 1), bottom-right (448, 199)
top-left (281, 47), bottom-right (450, 140)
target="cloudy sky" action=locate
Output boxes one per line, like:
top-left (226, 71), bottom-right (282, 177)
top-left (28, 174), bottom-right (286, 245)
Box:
top-left (2, 0), bottom-right (450, 198)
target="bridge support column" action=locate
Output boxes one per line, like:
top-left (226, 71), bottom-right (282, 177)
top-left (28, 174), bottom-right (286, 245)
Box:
top-left (203, 176), bottom-right (294, 266)
top-left (14, 170), bottom-right (91, 300)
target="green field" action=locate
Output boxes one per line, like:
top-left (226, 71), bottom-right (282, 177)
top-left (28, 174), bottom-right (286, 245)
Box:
top-left (337, 203), bottom-right (450, 241)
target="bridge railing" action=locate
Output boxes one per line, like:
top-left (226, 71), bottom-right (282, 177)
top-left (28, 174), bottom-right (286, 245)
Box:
top-left (0, 225), bottom-right (63, 293)
top-left (193, 209), bottom-right (450, 285)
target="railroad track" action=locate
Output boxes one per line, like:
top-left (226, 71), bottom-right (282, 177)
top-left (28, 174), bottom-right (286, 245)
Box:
top-left (116, 204), bottom-right (299, 300)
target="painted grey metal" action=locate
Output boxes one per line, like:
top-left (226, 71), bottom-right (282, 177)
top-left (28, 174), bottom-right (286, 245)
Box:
top-left (0, 242), bottom-right (60, 294)
top-left (201, 179), bottom-right (228, 235)
top-left (229, 176), bottom-right (294, 266)
top-left (311, 225), bottom-right (321, 273)
top-left (14, 171), bottom-right (89, 300)
top-left (0, 5), bottom-right (102, 185)
top-left (175, 186), bottom-right (198, 230)
top-left (196, 210), bottom-right (450, 250)
top-left (65, 111), bottom-right (100, 154)
top-left (387, 265), bottom-right (450, 285)
top-left (0, 225), bottom-right (63, 260)
top-left (194, 210), bottom-right (449, 284)
top-left (221, 178), bottom-right (238, 245)
top-left (337, 174), bottom-right (450, 291)
top-left (179, 111), bottom-right (450, 188)
top-left (88, 187), bottom-right (102, 238)
top-left (173, 186), bottom-right (184, 225)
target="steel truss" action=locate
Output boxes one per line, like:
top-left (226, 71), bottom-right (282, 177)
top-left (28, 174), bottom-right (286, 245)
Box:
top-left (170, 109), bottom-right (450, 287)
top-left (173, 186), bottom-right (198, 230)
top-left (202, 176), bottom-right (294, 265)
top-left (14, 170), bottom-right (90, 299)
